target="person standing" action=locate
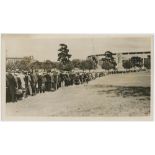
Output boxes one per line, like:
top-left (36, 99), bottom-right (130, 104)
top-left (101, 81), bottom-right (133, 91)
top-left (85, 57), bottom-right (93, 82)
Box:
top-left (24, 72), bottom-right (32, 97)
top-left (33, 71), bottom-right (38, 95)
top-left (28, 72), bottom-right (32, 96)
top-left (50, 72), bottom-right (55, 91)
top-left (37, 73), bottom-right (43, 93)
top-left (30, 72), bottom-right (35, 96)
top-left (54, 72), bottom-right (59, 90)
top-left (42, 73), bottom-right (46, 93)
top-left (59, 72), bottom-right (62, 88)
top-left (7, 71), bottom-right (17, 102)
top-left (6, 72), bottom-right (11, 102)
top-left (15, 72), bottom-right (23, 100)
top-left (19, 71), bottom-right (26, 98)
top-left (45, 72), bottom-right (51, 91)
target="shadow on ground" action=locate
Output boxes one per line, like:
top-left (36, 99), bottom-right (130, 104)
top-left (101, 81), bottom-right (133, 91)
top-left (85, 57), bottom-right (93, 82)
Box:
top-left (93, 85), bottom-right (150, 99)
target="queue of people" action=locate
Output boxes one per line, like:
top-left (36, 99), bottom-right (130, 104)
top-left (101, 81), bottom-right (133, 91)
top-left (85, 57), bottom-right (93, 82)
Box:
top-left (6, 70), bottom-right (105, 103)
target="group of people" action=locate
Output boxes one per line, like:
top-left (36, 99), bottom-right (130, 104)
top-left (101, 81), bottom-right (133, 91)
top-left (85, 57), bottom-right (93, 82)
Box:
top-left (6, 70), bottom-right (105, 103)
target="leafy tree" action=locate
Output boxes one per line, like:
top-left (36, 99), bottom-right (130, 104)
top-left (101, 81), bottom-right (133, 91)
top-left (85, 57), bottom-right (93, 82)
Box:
top-left (57, 44), bottom-right (72, 65)
top-left (20, 56), bottom-right (33, 70)
top-left (56, 62), bottom-right (63, 70)
top-left (87, 56), bottom-right (98, 69)
top-left (42, 60), bottom-right (55, 71)
top-left (91, 56), bottom-right (98, 65)
top-left (85, 59), bottom-right (96, 71)
top-left (72, 59), bottom-right (81, 68)
top-left (102, 58), bottom-right (116, 71)
top-left (79, 59), bottom-right (96, 71)
top-left (122, 60), bottom-right (132, 70)
top-left (79, 60), bottom-right (87, 71)
top-left (57, 44), bottom-right (72, 71)
top-left (63, 62), bottom-right (74, 71)
top-left (101, 51), bottom-right (117, 71)
top-left (130, 56), bottom-right (143, 69)
top-left (30, 60), bottom-right (42, 71)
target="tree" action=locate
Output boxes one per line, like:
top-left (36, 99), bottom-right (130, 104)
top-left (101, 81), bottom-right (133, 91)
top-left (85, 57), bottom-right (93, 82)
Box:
top-left (85, 59), bottom-right (96, 71)
top-left (102, 58), bottom-right (116, 71)
top-left (79, 59), bottom-right (96, 71)
top-left (72, 59), bottom-right (81, 68)
top-left (130, 56), bottom-right (143, 69)
top-left (57, 44), bottom-right (72, 65)
top-left (30, 60), bottom-right (42, 71)
top-left (55, 62), bottom-right (63, 70)
top-left (122, 60), bottom-right (132, 70)
top-left (91, 56), bottom-right (98, 65)
top-left (101, 51), bottom-right (117, 71)
top-left (63, 62), bottom-right (74, 71)
top-left (42, 60), bottom-right (55, 71)
top-left (57, 44), bottom-right (72, 71)
top-left (79, 60), bottom-right (87, 71)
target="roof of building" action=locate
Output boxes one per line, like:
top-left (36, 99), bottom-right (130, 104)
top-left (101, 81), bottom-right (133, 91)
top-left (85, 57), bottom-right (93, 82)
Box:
top-left (88, 51), bottom-right (151, 57)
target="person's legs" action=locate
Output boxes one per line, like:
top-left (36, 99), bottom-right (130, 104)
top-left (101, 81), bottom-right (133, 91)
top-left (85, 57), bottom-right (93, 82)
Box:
top-left (6, 87), bottom-right (11, 102)
top-left (39, 86), bottom-right (42, 93)
top-left (9, 87), bottom-right (16, 102)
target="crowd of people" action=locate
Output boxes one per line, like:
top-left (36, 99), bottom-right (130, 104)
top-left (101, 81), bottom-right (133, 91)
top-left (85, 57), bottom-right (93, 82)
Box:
top-left (6, 70), bottom-right (105, 103)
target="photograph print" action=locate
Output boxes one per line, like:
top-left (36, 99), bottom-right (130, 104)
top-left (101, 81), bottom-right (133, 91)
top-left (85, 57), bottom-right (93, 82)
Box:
top-left (1, 34), bottom-right (153, 120)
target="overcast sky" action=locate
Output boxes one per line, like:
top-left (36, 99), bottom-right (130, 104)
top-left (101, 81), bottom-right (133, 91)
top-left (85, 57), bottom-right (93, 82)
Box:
top-left (3, 34), bottom-right (152, 61)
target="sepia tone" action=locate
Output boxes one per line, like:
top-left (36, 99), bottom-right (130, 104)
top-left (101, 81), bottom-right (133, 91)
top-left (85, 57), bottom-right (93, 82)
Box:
top-left (1, 34), bottom-right (153, 120)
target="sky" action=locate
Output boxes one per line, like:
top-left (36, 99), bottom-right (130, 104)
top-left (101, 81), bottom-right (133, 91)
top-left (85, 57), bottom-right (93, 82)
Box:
top-left (3, 34), bottom-right (152, 61)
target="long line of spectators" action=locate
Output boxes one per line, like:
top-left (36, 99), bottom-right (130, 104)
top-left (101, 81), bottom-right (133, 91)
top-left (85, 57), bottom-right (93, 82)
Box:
top-left (6, 70), bottom-right (105, 103)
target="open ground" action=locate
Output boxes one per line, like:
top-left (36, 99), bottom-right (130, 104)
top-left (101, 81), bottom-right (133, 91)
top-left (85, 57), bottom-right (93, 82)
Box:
top-left (6, 71), bottom-right (151, 118)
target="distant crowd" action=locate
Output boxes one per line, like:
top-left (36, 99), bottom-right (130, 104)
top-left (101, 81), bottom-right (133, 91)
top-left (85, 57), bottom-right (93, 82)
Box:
top-left (6, 70), bottom-right (105, 103)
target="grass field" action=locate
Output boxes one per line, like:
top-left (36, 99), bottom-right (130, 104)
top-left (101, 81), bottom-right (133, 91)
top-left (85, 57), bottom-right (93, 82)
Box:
top-left (6, 71), bottom-right (151, 118)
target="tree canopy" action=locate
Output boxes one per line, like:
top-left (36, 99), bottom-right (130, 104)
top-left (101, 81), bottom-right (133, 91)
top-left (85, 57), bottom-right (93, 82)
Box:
top-left (130, 56), bottom-right (143, 68)
top-left (122, 60), bottom-right (132, 70)
top-left (57, 43), bottom-right (72, 65)
top-left (79, 59), bottom-right (96, 71)
top-left (101, 51), bottom-right (117, 71)
top-left (72, 59), bottom-right (81, 68)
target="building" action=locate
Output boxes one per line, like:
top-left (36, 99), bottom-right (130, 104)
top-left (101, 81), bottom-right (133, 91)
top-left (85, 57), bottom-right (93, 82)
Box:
top-left (87, 51), bottom-right (151, 70)
top-left (6, 57), bottom-right (24, 64)
top-left (6, 56), bottom-right (34, 64)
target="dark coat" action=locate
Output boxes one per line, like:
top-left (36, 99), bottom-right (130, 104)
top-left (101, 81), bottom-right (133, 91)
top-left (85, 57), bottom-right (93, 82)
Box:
top-left (7, 73), bottom-right (17, 102)
top-left (7, 74), bottom-right (17, 90)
